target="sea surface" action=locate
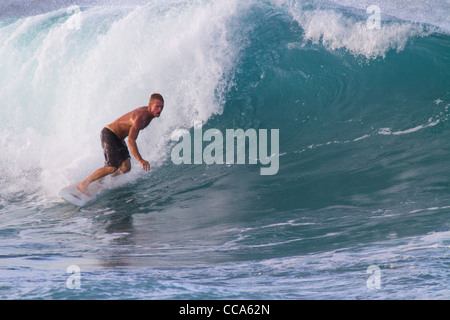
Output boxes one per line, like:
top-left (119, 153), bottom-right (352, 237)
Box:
top-left (0, 0), bottom-right (449, 299)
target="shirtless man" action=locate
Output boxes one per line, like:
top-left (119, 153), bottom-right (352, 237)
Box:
top-left (77, 93), bottom-right (164, 196)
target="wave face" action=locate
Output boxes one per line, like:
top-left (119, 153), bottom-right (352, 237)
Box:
top-left (1, 0), bottom-right (449, 299)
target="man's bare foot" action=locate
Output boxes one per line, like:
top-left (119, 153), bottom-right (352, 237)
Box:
top-left (77, 181), bottom-right (91, 196)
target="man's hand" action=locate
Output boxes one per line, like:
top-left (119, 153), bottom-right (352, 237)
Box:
top-left (139, 159), bottom-right (150, 172)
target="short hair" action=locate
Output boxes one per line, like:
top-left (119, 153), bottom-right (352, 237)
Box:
top-left (150, 93), bottom-right (164, 104)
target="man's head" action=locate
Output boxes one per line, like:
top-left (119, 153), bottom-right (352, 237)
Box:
top-left (149, 93), bottom-right (164, 118)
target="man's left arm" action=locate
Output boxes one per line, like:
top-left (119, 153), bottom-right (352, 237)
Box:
top-left (128, 119), bottom-right (150, 172)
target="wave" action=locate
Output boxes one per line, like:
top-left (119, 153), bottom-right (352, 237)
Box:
top-left (0, 0), bottom-right (449, 215)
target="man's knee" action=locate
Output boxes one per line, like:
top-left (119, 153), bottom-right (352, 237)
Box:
top-left (105, 166), bottom-right (118, 174)
top-left (122, 166), bottom-right (131, 174)
top-left (120, 159), bottom-right (131, 173)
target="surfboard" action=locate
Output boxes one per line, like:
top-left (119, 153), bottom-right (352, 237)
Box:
top-left (58, 182), bottom-right (103, 207)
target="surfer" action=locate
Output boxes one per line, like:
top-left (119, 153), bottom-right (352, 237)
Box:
top-left (77, 93), bottom-right (164, 196)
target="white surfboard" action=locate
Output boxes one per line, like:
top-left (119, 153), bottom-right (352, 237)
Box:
top-left (58, 182), bottom-right (103, 207)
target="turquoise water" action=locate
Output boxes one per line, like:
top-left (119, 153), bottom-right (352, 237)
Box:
top-left (0, 0), bottom-right (449, 299)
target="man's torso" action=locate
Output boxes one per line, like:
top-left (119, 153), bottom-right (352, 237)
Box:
top-left (106, 106), bottom-right (150, 140)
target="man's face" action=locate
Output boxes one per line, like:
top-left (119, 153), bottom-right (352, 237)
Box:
top-left (149, 100), bottom-right (164, 117)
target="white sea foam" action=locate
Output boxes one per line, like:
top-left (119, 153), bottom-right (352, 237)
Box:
top-left (0, 1), bottom-right (249, 199)
top-left (329, 0), bottom-right (450, 34)
top-left (292, 8), bottom-right (425, 59)
top-left (271, 0), bottom-right (434, 59)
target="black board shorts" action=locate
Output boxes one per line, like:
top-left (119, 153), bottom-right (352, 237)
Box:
top-left (100, 127), bottom-right (131, 168)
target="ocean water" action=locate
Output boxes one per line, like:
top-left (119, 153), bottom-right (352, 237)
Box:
top-left (0, 0), bottom-right (449, 300)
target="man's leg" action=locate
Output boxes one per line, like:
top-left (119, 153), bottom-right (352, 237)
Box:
top-left (113, 158), bottom-right (131, 176)
top-left (78, 166), bottom-right (117, 196)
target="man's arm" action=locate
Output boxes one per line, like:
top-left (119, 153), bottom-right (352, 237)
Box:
top-left (128, 118), bottom-right (150, 172)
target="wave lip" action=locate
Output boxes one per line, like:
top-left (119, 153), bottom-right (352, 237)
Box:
top-left (286, 4), bottom-right (428, 59)
top-left (329, 0), bottom-right (450, 35)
